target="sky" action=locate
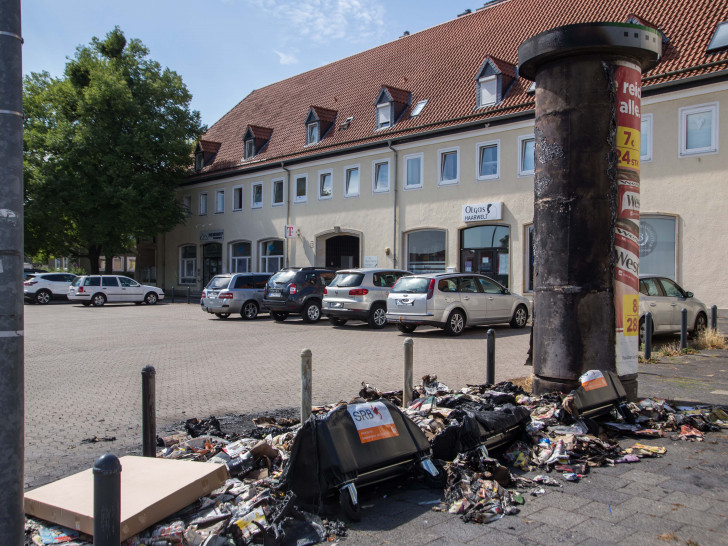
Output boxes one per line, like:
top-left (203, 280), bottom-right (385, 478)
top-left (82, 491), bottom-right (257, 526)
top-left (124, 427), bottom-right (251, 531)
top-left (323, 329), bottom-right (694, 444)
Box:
top-left (22, 0), bottom-right (476, 128)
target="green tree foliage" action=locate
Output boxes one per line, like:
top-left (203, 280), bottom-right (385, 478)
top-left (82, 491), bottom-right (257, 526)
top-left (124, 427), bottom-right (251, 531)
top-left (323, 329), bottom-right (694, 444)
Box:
top-left (23, 27), bottom-right (204, 273)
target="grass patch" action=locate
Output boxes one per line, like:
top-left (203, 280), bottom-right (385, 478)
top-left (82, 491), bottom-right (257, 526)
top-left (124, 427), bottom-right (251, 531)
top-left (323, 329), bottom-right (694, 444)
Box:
top-left (656, 342), bottom-right (697, 358)
top-left (692, 328), bottom-right (727, 350)
top-left (657, 532), bottom-right (679, 542)
top-left (510, 375), bottom-right (533, 392)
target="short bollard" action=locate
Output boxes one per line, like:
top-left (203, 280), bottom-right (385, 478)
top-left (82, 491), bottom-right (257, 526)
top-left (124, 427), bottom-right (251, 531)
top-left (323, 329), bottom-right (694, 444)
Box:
top-left (301, 349), bottom-right (312, 424)
top-left (680, 308), bottom-right (688, 349)
top-left (170, 288), bottom-right (175, 303)
top-left (403, 338), bottom-right (414, 408)
top-left (93, 453), bottom-right (121, 546)
top-left (486, 329), bottom-right (496, 385)
top-left (711, 305), bottom-right (718, 332)
top-left (186, 286), bottom-right (191, 304)
top-left (644, 312), bottom-right (653, 360)
top-left (142, 366), bottom-right (156, 458)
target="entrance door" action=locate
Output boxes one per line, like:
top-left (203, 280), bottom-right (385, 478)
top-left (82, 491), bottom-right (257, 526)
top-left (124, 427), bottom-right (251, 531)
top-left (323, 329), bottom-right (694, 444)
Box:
top-left (202, 243), bottom-right (222, 287)
top-left (460, 225), bottom-right (510, 288)
top-left (325, 235), bottom-right (360, 269)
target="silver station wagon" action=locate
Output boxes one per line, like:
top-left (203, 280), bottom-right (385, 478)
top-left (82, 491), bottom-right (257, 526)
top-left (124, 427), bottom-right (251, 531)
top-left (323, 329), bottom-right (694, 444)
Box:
top-left (201, 273), bottom-right (271, 319)
top-left (322, 268), bottom-right (411, 328)
top-left (386, 273), bottom-right (531, 336)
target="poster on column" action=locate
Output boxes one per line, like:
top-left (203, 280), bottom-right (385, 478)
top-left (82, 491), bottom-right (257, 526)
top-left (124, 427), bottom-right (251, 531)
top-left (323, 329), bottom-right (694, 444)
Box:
top-left (614, 61), bottom-right (642, 377)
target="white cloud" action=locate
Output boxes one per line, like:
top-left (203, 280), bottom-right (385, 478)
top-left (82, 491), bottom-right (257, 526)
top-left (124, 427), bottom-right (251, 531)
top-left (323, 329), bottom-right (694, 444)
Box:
top-left (274, 49), bottom-right (298, 65)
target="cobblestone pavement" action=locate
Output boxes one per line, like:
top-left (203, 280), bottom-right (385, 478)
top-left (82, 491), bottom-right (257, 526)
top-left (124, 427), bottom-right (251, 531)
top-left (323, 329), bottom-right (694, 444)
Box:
top-left (24, 301), bottom-right (532, 490)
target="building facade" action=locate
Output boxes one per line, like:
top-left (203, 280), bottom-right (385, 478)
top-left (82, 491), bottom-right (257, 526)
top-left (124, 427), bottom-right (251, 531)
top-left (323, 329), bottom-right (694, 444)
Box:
top-left (159, 0), bottom-right (728, 307)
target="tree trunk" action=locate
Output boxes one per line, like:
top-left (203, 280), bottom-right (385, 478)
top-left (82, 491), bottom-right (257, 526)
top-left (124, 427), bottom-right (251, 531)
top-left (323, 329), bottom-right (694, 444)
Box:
top-left (105, 256), bottom-right (114, 274)
top-left (88, 245), bottom-right (102, 274)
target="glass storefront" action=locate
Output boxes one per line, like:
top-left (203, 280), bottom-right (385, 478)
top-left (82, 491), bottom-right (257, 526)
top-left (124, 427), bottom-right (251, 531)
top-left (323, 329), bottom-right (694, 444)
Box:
top-left (230, 241), bottom-right (251, 273)
top-left (406, 230), bottom-right (446, 273)
top-left (460, 225), bottom-right (510, 287)
top-left (639, 215), bottom-right (676, 280)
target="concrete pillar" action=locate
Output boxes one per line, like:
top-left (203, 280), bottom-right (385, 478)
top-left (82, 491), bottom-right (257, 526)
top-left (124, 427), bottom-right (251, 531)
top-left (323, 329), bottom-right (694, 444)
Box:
top-left (518, 23), bottom-right (661, 399)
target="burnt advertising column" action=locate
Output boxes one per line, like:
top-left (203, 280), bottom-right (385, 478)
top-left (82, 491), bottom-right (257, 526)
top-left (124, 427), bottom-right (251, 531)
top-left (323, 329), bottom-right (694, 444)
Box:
top-left (518, 23), bottom-right (661, 398)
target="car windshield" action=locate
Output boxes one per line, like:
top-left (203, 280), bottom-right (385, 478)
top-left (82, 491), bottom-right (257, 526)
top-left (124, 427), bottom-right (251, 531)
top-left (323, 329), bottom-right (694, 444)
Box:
top-left (269, 270), bottom-right (297, 285)
top-left (207, 277), bottom-right (231, 290)
top-left (391, 277), bottom-right (431, 294)
top-left (329, 273), bottom-right (364, 287)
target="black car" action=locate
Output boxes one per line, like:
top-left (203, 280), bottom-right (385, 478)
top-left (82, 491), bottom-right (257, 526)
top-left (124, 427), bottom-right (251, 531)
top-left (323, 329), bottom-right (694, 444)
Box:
top-left (263, 267), bottom-right (336, 322)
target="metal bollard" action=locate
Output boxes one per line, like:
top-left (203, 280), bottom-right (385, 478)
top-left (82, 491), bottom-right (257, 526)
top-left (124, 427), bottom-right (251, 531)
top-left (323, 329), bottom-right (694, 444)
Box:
top-left (93, 453), bottom-right (122, 546)
top-left (680, 308), bottom-right (688, 349)
top-left (403, 338), bottom-right (413, 408)
top-left (171, 288), bottom-right (175, 303)
top-left (142, 366), bottom-right (156, 458)
top-left (644, 312), bottom-right (653, 359)
top-left (711, 305), bottom-right (718, 332)
top-left (486, 329), bottom-right (496, 385)
top-left (301, 349), bottom-right (312, 424)
top-left (187, 286), bottom-right (191, 304)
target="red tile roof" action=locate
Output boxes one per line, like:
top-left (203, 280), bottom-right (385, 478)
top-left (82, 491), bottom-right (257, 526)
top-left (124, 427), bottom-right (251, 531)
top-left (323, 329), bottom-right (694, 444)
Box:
top-left (197, 139), bottom-right (221, 154)
top-left (380, 85), bottom-right (412, 105)
top-left (486, 56), bottom-right (517, 79)
top-left (245, 125), bottom-right (273, 141)
top-left (309, 106), bottom-right (338, 124)
top-left (193, 0), bottom-right (728, 179)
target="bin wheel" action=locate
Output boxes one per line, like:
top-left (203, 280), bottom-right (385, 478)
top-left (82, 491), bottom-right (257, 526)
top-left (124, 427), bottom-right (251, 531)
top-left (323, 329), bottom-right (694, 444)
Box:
top-left (339, 488), bottom-right (361, 522)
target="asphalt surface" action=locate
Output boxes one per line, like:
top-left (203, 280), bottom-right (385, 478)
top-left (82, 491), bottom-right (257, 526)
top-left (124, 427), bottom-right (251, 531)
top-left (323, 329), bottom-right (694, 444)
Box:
top-left (23, 301), bottom-right (728, 545)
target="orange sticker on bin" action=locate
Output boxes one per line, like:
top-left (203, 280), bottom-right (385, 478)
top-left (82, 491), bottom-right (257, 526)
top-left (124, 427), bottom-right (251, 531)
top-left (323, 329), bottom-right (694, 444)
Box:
top-left (579, 370), bottom-right (608, 391)
top-left (347, 402), bottom-right (400, 443)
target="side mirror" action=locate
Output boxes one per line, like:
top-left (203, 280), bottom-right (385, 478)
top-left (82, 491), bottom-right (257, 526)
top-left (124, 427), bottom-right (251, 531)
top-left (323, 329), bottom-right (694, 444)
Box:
top-left (503, 289), bottom-right (510, 295)
top-left (686, 291), bottom-right (694, 298)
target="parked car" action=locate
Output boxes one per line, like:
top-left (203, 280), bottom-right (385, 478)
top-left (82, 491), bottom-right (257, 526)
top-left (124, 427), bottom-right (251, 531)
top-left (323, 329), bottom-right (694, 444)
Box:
top-left (263, 267), bottom-right (336, 322)
top-left (24, 267), bottom-right (48, 280)
top-left (322, 268), bottom-right (411, 328)
top-left (386, 273), bottom-right (530, 336)
top-left (24, 272), bottom-right (77, 304)
top-left (639, 275), bottom-right (708, 344)
top-left (201, 273), bottom-right (272, 319)
top-left (68, 275), bottom-right (164, 306)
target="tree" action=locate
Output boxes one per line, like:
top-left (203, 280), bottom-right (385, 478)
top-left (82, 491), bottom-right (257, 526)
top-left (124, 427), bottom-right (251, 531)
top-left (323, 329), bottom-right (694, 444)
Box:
top-left (23, 27), bottom-right (204, 273)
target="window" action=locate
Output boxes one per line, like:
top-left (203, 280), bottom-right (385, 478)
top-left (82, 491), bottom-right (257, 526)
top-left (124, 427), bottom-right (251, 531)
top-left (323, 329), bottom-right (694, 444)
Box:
top-left (406, 230), bottom-right (446, 273)
top-left (245, 139), bottom-right (255, 159)
top-left (182, 195), bottom-right (192, 216)
top-left (478, 76), bottom-right (497, 107)
top-left (294, 175), bottom-right (307, 203)
top-left (318, 170), bottom-right (333, 200)
top-left (195, 152), bottom-right (204, 171)
top-left (476, 140), bottom-right (500, 180)
top-left (306, 122), bottom-right (320, 145)
top-left (461, 225), bottom-right (511, 288)
top-left (198, 192), bottom-right (208, 215)
top-left (404, 153), bottom-right (423, 189)
top-left (344, 165), bottom-right (360, 197)
top-left (640, 215), bottom-right (677, 280)
top-left (411, 99), bottom-right (428, 117)
top-left (215, 190), bottom-right (224, 213)
top-left (179, 245), bottom-right (196, 284)
top-left (373, 160), bottom-right (390, 193)
top-left (230, 241), bottom-right (251, 273)
top-left (438, 147), bottom-right (459, 185)
top-left (252, 183), bottom-right (263, 209)
top-left (232, 185), bottom-right (243, 211)
top-left (641, 113), bottom-right (653, 162)
top-left (707, 21), bottom-right (728, 53)
top-left (260, 240), bottom-right (283, 273)
top-left (102, 276), bottom-right (119, 287)
top-left (679, 102), bottom-right (718, 157)
top-left (272, 179), bottom-right (284, 206)
top-left (376, 103), bottom-right (392, 130)
top-left (518, 135), bottom-right (535, 176)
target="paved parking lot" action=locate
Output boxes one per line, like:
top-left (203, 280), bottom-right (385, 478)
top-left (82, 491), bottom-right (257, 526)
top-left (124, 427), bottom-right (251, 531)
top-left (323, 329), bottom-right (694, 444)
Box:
top-left (24, 301), bottom-right (532, 489)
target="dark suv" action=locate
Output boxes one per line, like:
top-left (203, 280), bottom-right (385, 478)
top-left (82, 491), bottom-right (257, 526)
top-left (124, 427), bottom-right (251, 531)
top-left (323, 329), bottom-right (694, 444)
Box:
top-left (263, 267), bottom-right (336, 322)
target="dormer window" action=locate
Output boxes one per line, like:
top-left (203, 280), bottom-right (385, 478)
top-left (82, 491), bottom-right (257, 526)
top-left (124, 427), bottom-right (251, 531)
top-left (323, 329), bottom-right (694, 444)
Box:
top-left (479, 76), bottom-right (497, 107)
top-left (376, 103), bottom-right (392, 129)
top-left (195, 151), bottom-right (204, 172)
top-left (374, 85), bottom-right (411, 131)
top-left (474, 56), bottom-right (515, 109)
top-left (305, 106), bottom-right (337, 145)
top-left (307, 122), bottom-right (320, 144)
top-left (245, 139), bottom-right (255, 159)
top-left (242, 125), bottom-right (273, 161)
top-left (194, 139), bottom-right (221, 172)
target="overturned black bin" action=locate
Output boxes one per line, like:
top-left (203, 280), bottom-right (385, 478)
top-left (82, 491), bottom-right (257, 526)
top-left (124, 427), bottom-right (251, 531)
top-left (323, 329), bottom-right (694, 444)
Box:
top-left (574, 370), bottom-right (633, 422)
top-left (283, 399), bottom-right (441, 520)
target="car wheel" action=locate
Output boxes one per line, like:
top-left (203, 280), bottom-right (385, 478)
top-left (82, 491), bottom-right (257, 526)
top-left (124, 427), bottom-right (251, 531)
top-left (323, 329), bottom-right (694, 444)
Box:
top-left (302, 300), bottom-right (321, 323)
top-left (144, 292), bottom-right (158, 305)
top-left (328, 317), bottom-right (347, 326)
top-left (510, 304), bottom-right (528, 328)
top-left (241, 301), bottom-right (259, 320)
top-left (397, 323), bottom-right (417, 334)
top-left (368, 303), bottom-right (388, 329)
top-left (35, 290), bottom-right (52, 305)
top-left (215, 313), bottom-right (230, 319)
top-left (444, 309), bottom-right (466, 336)
top-left (92, 293), bottom-right (106, 307)
top-left (271, 311), bottom-right (289, 322)
top-left (692, 313), bottom-right (708, 338)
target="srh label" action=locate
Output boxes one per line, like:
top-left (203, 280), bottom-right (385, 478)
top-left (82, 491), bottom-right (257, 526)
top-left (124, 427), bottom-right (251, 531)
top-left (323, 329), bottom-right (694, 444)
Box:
top-left (347, 402), bottom-right (399, 444)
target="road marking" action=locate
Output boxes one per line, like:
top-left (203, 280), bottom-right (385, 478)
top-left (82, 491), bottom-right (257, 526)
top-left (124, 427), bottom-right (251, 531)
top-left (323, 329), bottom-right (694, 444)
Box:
top-left (0, 330), bottom-right (23, 337)
top-left (710, 390), bottom-right (728, 396)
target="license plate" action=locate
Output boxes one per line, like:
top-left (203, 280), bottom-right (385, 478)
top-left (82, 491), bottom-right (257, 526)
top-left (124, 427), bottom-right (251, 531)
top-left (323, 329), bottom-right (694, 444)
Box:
top-left (396, 299), bottom-right (413, 306)
top-left (330, 302), bottom-right (343, 308)
top-left (269, 290), bottom-right (281, 297)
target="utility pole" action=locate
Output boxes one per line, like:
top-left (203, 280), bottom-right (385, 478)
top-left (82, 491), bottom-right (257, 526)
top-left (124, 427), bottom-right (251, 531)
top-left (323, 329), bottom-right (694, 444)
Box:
top-left (0, 0), bottom-right (25, 543)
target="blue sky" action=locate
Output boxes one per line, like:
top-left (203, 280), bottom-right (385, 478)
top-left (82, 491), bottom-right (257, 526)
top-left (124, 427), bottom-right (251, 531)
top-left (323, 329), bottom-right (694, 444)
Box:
top-left (22, 0), bottom-right (474, 128)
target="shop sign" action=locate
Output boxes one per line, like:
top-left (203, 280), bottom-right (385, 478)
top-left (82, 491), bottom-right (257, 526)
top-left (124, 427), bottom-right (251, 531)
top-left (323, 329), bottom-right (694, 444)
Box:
top-left (363, 255), bottom-right (378, 268)
top-left (462, 202), bottom-right (502, 222)
top-left (284, 225), bottom-right (297, 238)
top-left (200, 230), bottom-right (224, 241)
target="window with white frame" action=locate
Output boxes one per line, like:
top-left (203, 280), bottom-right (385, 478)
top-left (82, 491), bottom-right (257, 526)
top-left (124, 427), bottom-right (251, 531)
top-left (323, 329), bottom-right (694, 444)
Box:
top-left (245, 139), bottom-right (255, 159)
top-left (319, 170), bottom-right (333, 199)
top-left (306, 122), bottom-right (320, 145)
top-left (406, 230), bottom-right (446, 274)
top-left (376, 103), bottom-right (392, 130)
top-left (182, 195), bottom-right (192, 216)
top-left (479, 76), bottom-right (497, 107)
top-left (179, 245), bottom-right (197, 284)
top-left (641, 113), bottom-right (653, 162)
top-left (476, 140), bottom-right (500, 180)
top-left (198, 192), bottom-right (208, 215)
top-left (215, 190), bottom-right (225, 213)
top-left (295, 175), bottom-right (307, 203)
top-left (260, 240), bottom-right (284, 272)
top-left (373, 160), bottom-right (390, 192)
top-left (438, 147), bottom-right (459, 185)
top-left (252, 182), bottom-right (263, 209)
top-left (679, 102), bottom-right (718, 157)
top-left (344, 165), bottom-right (360, 197)
top-left (404, 153), bottom-right (423, 189)
top-left (272, 179), bottom-right (284, 206)
top-left (518, 135), bottom-right (535, 176)
top-left (229, 241), bottom-right (251, 273)
top-left (640, 215), bottom-right (677, 280)
top-left (232, 185), bottom-right (243, 211)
